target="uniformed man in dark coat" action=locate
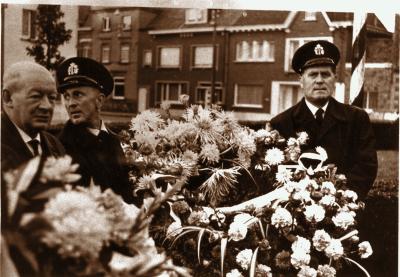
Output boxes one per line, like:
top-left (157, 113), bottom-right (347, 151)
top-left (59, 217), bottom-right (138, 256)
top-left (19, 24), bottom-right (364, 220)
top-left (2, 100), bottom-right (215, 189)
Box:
top-left (56, 57), bottom-right (134, 203)
top-left (270, 40), bottom-right (377, 199)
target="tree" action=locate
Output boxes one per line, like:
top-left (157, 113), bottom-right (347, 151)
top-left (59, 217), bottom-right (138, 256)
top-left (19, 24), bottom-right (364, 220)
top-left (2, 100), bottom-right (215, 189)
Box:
top-left (26, 5), bottom-right (72, 71)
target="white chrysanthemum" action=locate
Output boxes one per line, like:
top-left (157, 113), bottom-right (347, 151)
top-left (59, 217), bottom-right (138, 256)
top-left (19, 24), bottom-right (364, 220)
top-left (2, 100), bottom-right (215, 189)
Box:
top-left (287, 137), bottom-right (298, 147)
top-left (199, 143), bottom-right (220, 164)
top-left (321, 181), bottom-right (336, 195)
top-left (189, 106), bottom-right (224, 145)
top-left (215, 110), bottom-right (241, 136)
top-left (254, 129), bottom-right (271, 138)
top-left (130, 110), bottom-right (164, 133)
top-left (265, 147), bottom-right (285, 165)
top-left (297, 265), bottom-right (317, 277)
top-left (42, 190), bottom-right (111, 259)
top-left (226, 269), bottom-right (244, 277)
top-left (358, 241), bottom-right (373, 258)
top-left (312, 229), bottom-right (332, 251)
top-left (166, 221), bottom-right (182, 237)
top-left (325, 239), bottom-right (344, 260)
top-left (277, 168), bottom-right (293, 184)
top-left (235, 130), bottom-right (256, 156)
top-left (291, 236), bottom-right (311, 253)
top-left (304, 204), bottom-right (325, 222)
top-left (317, 264), bottom-right (336, 277)
top-left (297, 132), bottom-right (309, 145)
top-left (236, 249), bottom-right (253, 270)
top-left (343, 190), bottom-right (358, 202)
top-left (315, 146), bottom-right (328, 161)
top-left (319, 195), bottom-right (336, 206)
top-left (332, 211), bottom-right (355, 230)
top-left (40, 155), bottom-right (81, 183)
top-left (228, 222), bottom-right (248, 242)
top-left (135, 132), bottom-right (159, 154)
top-left (271, 207), bottom-right (293, 228)
top-left (237, 150), bottom-right (251, 169)
top-left (290, 251), bottom-right (311, 269)
top-left (256, 264), bottom-right (272, 277)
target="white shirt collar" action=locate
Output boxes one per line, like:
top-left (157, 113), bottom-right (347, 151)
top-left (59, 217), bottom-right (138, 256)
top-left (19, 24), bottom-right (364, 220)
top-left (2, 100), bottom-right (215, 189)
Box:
top-left (14, 124), bottom-right (41, 155)
top-left (87, 121), bottom-right (108, 136)
top-left (304, 99), bottom-right (329, 118)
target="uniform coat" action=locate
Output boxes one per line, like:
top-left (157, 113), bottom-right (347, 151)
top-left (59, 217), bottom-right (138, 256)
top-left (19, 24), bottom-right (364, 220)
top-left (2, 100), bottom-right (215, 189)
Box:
top-left (58, 120), bottom-right (134, 203)
top-left (270, 97), bottom-right (377, 198)
top-left (1, 112), bottom-right (65, 172)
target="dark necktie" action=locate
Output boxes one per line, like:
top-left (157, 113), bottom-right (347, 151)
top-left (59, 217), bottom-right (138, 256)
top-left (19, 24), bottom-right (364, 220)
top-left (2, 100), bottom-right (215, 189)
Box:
top-left (315, 108), bottom-right (324, 126)
top-left (28, 139), bottom-right (40, 156)
top-left (98, 130), bottom-right (110, 142)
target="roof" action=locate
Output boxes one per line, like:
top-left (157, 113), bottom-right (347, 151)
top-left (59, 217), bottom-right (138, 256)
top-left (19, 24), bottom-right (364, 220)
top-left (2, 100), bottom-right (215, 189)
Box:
top-left (232, 10), bottom-right (290, 26)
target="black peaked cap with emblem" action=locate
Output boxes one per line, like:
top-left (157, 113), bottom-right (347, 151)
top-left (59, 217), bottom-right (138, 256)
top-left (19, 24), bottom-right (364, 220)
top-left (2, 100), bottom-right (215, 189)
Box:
top-left (292, 40), bottom-right (340, 74)
top-left (56, 57), bottom-right (114, 96)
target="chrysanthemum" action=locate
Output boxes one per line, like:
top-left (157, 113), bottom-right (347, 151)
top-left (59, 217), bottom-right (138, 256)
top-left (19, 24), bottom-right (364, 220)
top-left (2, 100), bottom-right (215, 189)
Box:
top-left (134, 132), bottom-right (159, 155)
top-left (276, 167), bottom-right (293, 184)
top-left (312, 229), bottom-right (331, 251)
top-left (236, 249), bottom-right (253, 270)
top-left (317, 264), bottom-right (336, 277)
top-left (40, 155), bottom-right (81, 183)
top-left (199, 143), bottom-right (220, 164)
top-left (42, 190), bottom-right (111, 259)
top-left (324, 239), bottom-right (344, 260)
top-left (134, 174), bottom-right (156, 195)
top-left (358, 241), bottom-right (373, 258)
top-left (215, 110), bottom-right (241, 136)
top-left (265, 147), bottom-right (285, 166)
top-left (234, 130), bottom-right (256, 156)
top-left (187, 210), bottom-right (210, 226)
top-left (130, 110), bottom-right (164, 133)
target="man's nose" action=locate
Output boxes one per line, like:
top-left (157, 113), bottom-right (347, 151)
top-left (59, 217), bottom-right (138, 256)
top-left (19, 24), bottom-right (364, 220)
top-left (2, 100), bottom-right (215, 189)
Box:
top-left (65, 97), bottom-right (77, 107)
top-left (315, 73), bottom-right (324, 83)
top-left (39, 96), bottom-right (53, 110)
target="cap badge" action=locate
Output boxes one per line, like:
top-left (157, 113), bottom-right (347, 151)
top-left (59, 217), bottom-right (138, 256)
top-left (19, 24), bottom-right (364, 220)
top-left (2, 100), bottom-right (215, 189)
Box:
top-left (314, 44), bottom-right (324, 55)
top-left (67, 62), bottom-right (79, 76)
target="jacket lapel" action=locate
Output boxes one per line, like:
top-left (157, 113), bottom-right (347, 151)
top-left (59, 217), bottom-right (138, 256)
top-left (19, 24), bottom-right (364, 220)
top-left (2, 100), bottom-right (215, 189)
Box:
top-left (317, 98), bottom-right (347, 140)
top-left (292, 98), bottom-right (319, 139)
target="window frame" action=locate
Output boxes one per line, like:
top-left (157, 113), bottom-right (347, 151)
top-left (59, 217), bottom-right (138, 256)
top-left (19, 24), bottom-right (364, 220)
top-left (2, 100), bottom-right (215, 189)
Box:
top-left (284, 36), bottom-right (333, 72)
top-left (101, 44), bottom-right (111, 64)
top-left (102, 16), bottom-right (111, 32)
top-left (195, 82), bottom-right (224, 105)
top-left (143, 49), bottom-right (153, 67)
top-left (156, 46), bottom-right (182, 69)
top-left (112, 76), bottom-right (126, 100)
top-left (79, 44), bottom-right (92, 58)
top-left (190, 44), bottom-right (218, 69)
top-left (120, 44), bottom-right (130, 63)
top-left (122, 15), bottom-right (132, 30)
top-left (233, 83), bottom-right (264, 108)
top-left (304, 12), bottom-right (317, 21)
top-left (235, 39), bottom-right (275, 63)
top-left (155, 81), bottom-right (189, 104)
top-left (185, 9), bottom-right (208, 24)
top-left (21, 9), bottom-right (36, 39)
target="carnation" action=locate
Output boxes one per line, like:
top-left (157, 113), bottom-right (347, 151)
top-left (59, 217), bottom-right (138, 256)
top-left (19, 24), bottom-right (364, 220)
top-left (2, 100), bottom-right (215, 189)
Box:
top-left (236, 249), bottom-right (253, 270)
top-left (319, 195), bottom-right (336, 206)
top-left (292, 236), bottom-right (311, 253)
top-left (312, 229), bottom-right (331, 251)
top-left (321, 181), bottom-right (336, 195)
top-left (304, 204), bottom-right (325, 222)
top-left (358, 241), bottom-right (373, 258)
top-left (297, 132), bottom-right (309, 145)
top-left (287, 137), bottom-right (298, 147)
top-left (275, 250), bottom-right (292, 270)
top-left (332, 211), bottom-right (355, 230)
top-left (226, 269), bottom-right (244, 277)
top-left (265, 147), bottom-right (285, 166)
top-left (271, 207), bottom-right (293, 228)
top-left (297, 265), bottom-right (317, 277)
top-left (324, 239), bottom-right (344, 260)
top-left (291, 251), bottom-right (311, 269)
top-left (228, 222), bottom-right (248, 242)
top-left (317, 264), bottom-right (336, 277)
top-left (256, 264), bottom-right (272, 277)
top-left (343, 190), bottom-right (358, 202)
top-left (293, 190), bottom-right (311, 202)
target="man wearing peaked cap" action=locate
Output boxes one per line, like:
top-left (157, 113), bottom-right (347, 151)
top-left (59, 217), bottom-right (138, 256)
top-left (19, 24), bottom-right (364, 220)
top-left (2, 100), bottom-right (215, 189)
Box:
top-left (270, 40), bottom-right (377, 200)
top-left (56, 57), bottom-right (134, 203)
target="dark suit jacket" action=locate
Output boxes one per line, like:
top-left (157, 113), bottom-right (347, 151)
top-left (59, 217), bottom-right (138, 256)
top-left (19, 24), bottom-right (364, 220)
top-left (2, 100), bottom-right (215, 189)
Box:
top-left (270, 97), bottom-right (377, 199)
top-left (1, 112), bottom-right (65, 172)
top-left (58, 120), bottom-right (134, 203)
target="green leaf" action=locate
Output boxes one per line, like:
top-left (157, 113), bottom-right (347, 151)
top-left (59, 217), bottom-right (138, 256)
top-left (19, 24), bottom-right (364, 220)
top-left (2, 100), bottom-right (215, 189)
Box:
top-left (344, 257), bottom-right (371, 277)
top-left (249, 247), bottom-right (259, 277)
top-left (197, 228), bottom-right (206, 264)
top-left (257, 218), bottom-right (265, 239)
top-left (220, 237), bottom-right (228, 277)
top-left (31, 187), bottom-right (63, 200)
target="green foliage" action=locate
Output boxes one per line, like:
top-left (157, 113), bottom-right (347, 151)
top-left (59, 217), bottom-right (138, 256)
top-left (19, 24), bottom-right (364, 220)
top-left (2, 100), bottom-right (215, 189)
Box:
top-left (26, 5), bottom-right (72, 71)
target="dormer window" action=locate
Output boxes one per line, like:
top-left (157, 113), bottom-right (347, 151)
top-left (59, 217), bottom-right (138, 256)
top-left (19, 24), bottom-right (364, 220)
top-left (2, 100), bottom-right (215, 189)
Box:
top-left (102, 17), bottom-right (111, 31)
top-left (185, 9), bottom-right (208, 24)
top-left (304, 12), bottom-right (316, 21)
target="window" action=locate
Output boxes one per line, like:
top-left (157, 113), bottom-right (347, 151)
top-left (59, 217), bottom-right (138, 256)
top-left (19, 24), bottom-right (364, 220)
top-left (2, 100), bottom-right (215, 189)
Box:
top-left (78, 44), bottom-right (91, 58)
top-left (363, 90), bottom-right (378, 110)
top-left (113, 77), bottom-right (125, 99)
top-left (143, 50), bottom-right (152, 66)
top-left (234, 84), bottom-right (264, 108)
top-left (156, 82), bottom-right (189, 104)
top-left (102, 17), bottom-right (111, 31)
top-left (195, 82), bottom-right (223, 104)
top-left (284, 37), bottom-right (332, 72)
top-left (278, 84), bottom-right (302, 113)
top-left (158, 47), bottom-right (181, 68)
top-left (122, 15), bottom-right (131, 30)
top-left (185, 9), bottom-right (208, 24)
top-left (22, 9), bottom-right (36, 39)
top-left (192, 46), bottom-right (214, 68)
top-left (120, 44), bottom-right (130, 63)
top-left (304, 12), bottom-right (317, 21)
top-left (235, 40), bottom-right (274, 62)
top-left (101, 45), bottom-right (111, 63)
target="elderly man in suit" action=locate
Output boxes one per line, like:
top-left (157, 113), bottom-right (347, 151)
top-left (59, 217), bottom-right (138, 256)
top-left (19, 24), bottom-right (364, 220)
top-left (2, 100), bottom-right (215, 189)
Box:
top-left (56, 57), bottom-right (134, 203)
top-left (1, 61), bottom-right (65, 172)
top-left (270, 40), bottom-right (377, 199)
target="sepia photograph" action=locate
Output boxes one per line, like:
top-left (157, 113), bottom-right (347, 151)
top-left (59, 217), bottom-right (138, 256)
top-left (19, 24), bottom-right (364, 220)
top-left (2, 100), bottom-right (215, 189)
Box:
top-left (1, 1), bottom-right (399, 276)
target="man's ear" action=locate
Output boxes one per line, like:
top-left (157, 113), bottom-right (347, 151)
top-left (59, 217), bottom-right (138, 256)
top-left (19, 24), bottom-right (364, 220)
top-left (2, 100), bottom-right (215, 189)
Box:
top-left (96, 93), bottom-right (105, 110)
top-left (2, 89), bottom-right (13, 108)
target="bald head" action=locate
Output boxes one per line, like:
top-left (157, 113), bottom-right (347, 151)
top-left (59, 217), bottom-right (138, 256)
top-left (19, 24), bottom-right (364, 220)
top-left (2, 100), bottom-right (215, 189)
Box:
top-left (2, 61), bottom-right (58, 137)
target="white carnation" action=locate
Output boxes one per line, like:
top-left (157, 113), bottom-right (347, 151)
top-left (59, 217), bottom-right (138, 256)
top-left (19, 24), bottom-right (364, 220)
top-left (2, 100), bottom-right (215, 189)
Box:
top-left (325, 239), bottom-right (344, 260)
top-left (236, 249), bottom-right (253, 270)
top-left (312, 229), bottom-right (331, 251)
top-left (358, 241), bottom-right (373, 258)
top-left (291, 250), bottom-right (311, 269)
top-left (332, 211), bottom-right (355, 230)
top-left (228, 222), bottom-right (248, 242)
top-left (291, 236), bottom-right (311, 253)
top-left (321, 181), bottom-right (336, 195)
top-left (304, 204), bottom-right (325, 222)
top-left (271, 207), bottom-right (293, 228)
